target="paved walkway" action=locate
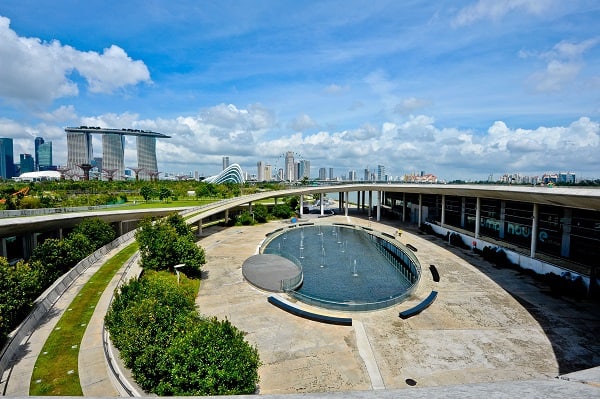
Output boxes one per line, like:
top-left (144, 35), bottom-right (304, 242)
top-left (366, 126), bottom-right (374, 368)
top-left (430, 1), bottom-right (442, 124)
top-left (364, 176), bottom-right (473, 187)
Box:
top-left (2, 213), bottom-right (600, 398)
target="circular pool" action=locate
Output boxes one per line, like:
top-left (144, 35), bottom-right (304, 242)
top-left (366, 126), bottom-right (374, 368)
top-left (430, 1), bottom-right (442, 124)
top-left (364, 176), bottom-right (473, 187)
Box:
top-left (262, 223), bottom-right (421, 311)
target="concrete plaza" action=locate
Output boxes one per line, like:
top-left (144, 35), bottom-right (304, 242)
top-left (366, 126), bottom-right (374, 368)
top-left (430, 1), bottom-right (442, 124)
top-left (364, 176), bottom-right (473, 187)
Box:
top-left (196, 213), bottom-right (600, 395)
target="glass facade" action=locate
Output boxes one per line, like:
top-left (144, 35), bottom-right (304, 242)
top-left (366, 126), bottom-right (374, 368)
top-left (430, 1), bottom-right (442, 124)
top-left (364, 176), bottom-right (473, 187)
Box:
top-left (0, 138), bottom-right (15, 179)
top-left (67, 132), bottom-right (93, 172)
top-left (137, 135), bottom-right (157, 180)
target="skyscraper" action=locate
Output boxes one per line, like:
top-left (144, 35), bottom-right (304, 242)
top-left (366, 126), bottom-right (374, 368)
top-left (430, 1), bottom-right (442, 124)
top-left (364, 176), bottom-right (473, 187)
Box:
top-left (137, 136), bottom-right (158, 180)
top-left (102, 133), bottom-right (125, 180)
top-left (329, 168), bottom-right (334, 180)
top-left (38, 142), bottom-right (53, 170)
top-left (284, 151), bottom-right (294, 182)
top-left (257, 161), bottom-right (265, 181)
top-left (19, 154), bottom-right (34, 174)
top-left (298, 159), bottom-right (310, 179)
top-left (67, 131), bottom-right (93, 172)
top-left (0, 138), bottom-right (15, 179)
top-left (34, 136), bottom-right (44, 171)
top-left (222, 156), bottom-right (230, 170)
top-left (377, 165), bottom-right (385, 181)
top-left (319, 167), bottom-right (326, 180)
top-left (264, 164), bottom-right (272, 181)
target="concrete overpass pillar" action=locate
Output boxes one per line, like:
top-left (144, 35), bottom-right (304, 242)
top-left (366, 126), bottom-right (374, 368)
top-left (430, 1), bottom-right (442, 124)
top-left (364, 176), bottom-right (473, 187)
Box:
top-left (22, 233), bottom-right (34, 259)
top-left (1, 238), bottom-right (6, 258)
top-left (475, 197), bottom-right (481, 239)
top-left (368, 191), bottom-right (372, 218)
top-left (402, 193), bottom-right (406, 223)
top-left (461, 197), bottom-right (466, 228)
top-left (361, 191), bottom-right (365, 213)
top-left (561, 208), bottom-right (572, 257)
top-left (299, 195), bottom-right (304, 217)
top-left (376, 191), bottom-right (381, 221)
top-left (344, 192), bottom-right (348, 217)
top-left (225, 209), bottom-right (229, 223)
top-left (418, 194), bottom-right (422, 227)
top-left (338, 192), bottom-right (343, 212)
top-left (441, 194), bottom-right (446, 225)
top-left (320, 195), bottom-right (324, 216)
top-left (499, 201), bottom-right (506, 239)
top-left (197, 218), bottom-right (203, 236)
top-left (356, 191), bottom-right (360, 210)
top-left (531, 203), bottom-right (539, 258)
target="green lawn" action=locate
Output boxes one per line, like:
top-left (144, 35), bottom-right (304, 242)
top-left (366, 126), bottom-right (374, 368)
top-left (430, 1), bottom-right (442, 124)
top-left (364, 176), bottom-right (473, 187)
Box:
top-left (30, 242), bottom-right (139, 396)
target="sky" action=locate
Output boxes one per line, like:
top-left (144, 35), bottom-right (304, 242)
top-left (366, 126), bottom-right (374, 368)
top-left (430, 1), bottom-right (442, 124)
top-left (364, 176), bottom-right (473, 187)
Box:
top-left (0, 0), bottom-right (599, 181)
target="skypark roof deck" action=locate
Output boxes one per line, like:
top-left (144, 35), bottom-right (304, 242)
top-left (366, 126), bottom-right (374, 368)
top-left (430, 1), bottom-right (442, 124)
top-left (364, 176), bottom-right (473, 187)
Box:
top-left (65, 126), bottom-right (171, 138)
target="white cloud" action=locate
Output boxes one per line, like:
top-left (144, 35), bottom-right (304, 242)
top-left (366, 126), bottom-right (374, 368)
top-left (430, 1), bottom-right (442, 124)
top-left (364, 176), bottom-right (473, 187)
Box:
top-left (0, 16), bottom-right (150, 106)
top-left (453, 0), bottom-right (555, 26)
top-left (394, 97), bottom-right (430, 115)
top-left (527, 38), bottom-right (599, 92)
top-left (288, 114), bottom-right (319, 132)
top-left (34, 105), bottom-right (78, 123)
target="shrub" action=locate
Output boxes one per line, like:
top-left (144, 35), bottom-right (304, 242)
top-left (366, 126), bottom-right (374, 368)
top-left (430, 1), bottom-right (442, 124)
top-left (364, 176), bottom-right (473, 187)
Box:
top-left (72, 218), bottom-right (116, 250)
top-left (105, 272), bottom-right (260, 396)
top-left (271, 203), bottom-right (293, 219)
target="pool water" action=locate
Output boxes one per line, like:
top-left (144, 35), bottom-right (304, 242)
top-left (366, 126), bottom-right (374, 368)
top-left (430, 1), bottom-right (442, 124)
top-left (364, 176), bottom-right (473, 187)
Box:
top-left (263, 224), bottom-right (417, 311)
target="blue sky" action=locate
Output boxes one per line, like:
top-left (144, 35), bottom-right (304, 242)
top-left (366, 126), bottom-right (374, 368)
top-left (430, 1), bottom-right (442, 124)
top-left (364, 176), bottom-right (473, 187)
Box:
top-left (0, 0), bottom-right (599, 180)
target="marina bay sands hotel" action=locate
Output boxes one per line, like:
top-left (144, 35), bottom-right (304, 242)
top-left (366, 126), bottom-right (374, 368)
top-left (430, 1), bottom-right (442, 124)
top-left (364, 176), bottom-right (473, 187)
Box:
top-left (65, 126), bottom-right (170, 180)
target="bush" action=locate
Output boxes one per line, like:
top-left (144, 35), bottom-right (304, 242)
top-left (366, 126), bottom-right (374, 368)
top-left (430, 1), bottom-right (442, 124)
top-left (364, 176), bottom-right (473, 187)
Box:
top-left (252, 204), bottom-right (268, 223)
top-left (135, 214), bottom-right (205, 276)
top-left (105, 272), bottom-right (260, 395)
top-left (72, 218), bottom-right (116, 250)
top-left (236, 211), bottom-right (254, 226)
top-left (271, 203), bottom-right (293, 219)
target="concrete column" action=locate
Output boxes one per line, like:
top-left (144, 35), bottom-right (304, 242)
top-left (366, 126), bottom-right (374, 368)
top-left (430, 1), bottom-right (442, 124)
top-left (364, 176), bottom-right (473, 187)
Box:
top-left (499, 200), bottom-right (506, 239)
top-left (339, 192), bottom-right (343, 212)
top-left (561, 208), bottom-right (572, 257)
top-left (225, 209), bottom-right (229, 223)
top-left (197, 218), bottom-right (203, 236)
top-left (461, 197), bottom-right (466, 228)
top-left (376, 191), bottom-right (382, 221)
top-left (344, 192), bottom-right (348, 216)
top-left (320, 195), bottom-right (324, 215)
top-left (368, 191), bottom-right (373, 218)
top-left (418, 194), bottom-right (422, 227)
top-left (22, 233), bottom-right (34, 259)
top-left (441, 194), bottom-right (446, 225)
top-left (58, 228), bottom-right (63, 239)
top-left (1, 238), bottom-right (6, 258)
top-left (275, 197), bottom-right (278, 205)
top-left (402, 193), bottom-right (406, 223)
top-left (118, 221), bottom-right (124, 236)
top-left (531, 203), bottom-right (539, 258)
top-left (248, 201), bottom-right (253, 213)
top-left (475, 197), bottom-right (481, 238)
top-left (356, 191), bottom-right (360, 210)
top-left (299, 195), bottom-right (304, 216)
top-left (361, 191), bottom-right (366, 213)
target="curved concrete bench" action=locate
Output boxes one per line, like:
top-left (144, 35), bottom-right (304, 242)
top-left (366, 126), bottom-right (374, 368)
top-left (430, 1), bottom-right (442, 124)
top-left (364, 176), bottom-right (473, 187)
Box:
top-left (430, 264), bottom-right (440, 282)
top-left (268, 296), bottom-right (352, 326)
top-left (399, 290), bottom-right (438, 319)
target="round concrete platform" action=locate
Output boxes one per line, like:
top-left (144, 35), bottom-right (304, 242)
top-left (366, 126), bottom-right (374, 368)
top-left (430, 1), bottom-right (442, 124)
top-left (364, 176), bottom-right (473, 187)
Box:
top-left (242, 254), bottom-right (302, 292)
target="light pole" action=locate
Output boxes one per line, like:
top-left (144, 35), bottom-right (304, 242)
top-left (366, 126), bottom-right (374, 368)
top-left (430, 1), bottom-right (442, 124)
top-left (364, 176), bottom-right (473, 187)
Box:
top-left (174, 263), bottom-right (185, 284)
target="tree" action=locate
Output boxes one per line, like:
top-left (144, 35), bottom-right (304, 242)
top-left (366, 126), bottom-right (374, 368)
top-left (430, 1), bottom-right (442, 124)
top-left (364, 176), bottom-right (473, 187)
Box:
top-left (252, 204), bottom-right (268, 223)
top-left (159, 187), bottom-right (172, 202)
top-left (140, 185), bottom-right (155, 202)
top-left (271, 203), bottom-right (293, 219)
top-left (135, 216), bottom-right (205, 275)
top-left (71, 218), bottom-right (116, 250)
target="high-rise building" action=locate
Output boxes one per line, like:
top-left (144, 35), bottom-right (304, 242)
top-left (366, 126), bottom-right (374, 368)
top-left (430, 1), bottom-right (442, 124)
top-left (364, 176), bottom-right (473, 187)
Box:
top-left (222, 156), bottom-right (230, 170)
top-left (329, 168), bottom-right (334, 180)
top-left (298, 160), bottom-right (310, 180)
top-left (377, 165), bottom-right (385, 181)
top-left (264, 164), bottom-right (272, 181)
top-left (318, 167), bottom-right (326, 180)
top-left (34, 136), bottom-right (44, 171)
top-left (67, 131), bottom-right (93, 173)
top-left (349, 170), bottom-right (357, 181)
top-left (364, 168), bottom-right (370, 181)
top-left (0, 138), bottom-right (15, 179)
top-left (38, 142), bottom-right (53, 170)
top-left (19, 154), bottom-right (34, 174)
top-left (284, 151), bottom-right (295, 182)
top-left (66, 127), bottom-right (169, 181)
top-left (137, 136), bottom-right (158, 180)
top-left (257, 161), bottom-right (265, 181)
top-left (102, 133), bottom-right (125, 180)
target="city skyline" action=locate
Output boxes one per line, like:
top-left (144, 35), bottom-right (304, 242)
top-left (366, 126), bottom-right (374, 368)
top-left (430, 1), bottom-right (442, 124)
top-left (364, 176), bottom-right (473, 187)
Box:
top-left (0, 2), bottom-right (599, 180)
